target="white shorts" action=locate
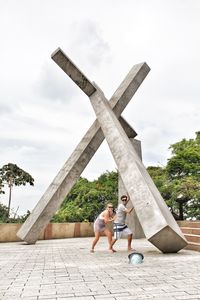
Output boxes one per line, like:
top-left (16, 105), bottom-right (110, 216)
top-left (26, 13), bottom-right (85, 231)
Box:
top-left (113, 223), bottom-right (132, 239)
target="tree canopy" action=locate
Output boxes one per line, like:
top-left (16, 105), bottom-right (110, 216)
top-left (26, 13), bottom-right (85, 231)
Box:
top-left (148, 132), bottom-right (200, 220)
top-left (0, 163), bottom-right (34, 189)
top-left (166, 131), bottom-right (200, 179)
top-left (51, 171), bottom-right (118, 223)
top-left (0, 203), bottom-right (8, 223)
top-left (0, 163), bottom-right (34, 218)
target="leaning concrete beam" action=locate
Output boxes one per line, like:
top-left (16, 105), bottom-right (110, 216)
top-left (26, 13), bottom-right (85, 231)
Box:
top-left (118, 139), bottom-right (145, 239)
top-left (51, 48), bottom-right (96, 97)
top-left (89, 87), bottom-right (187, 253)
top-left (17, 54), bottom-right (150, 244)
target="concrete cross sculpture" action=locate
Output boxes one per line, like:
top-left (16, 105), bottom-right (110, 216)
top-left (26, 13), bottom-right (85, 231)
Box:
top-left (17, 48), bottom-right (187, 253)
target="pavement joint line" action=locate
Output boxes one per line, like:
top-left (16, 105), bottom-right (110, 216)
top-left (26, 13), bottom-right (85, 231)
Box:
top-left (0, 237), bottom-right (200, 299)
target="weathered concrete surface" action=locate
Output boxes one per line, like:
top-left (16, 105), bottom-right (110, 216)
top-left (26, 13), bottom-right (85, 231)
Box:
top-left (89, 87), bottom-right (187, 253)
top-left (17, 49), bottom-right (150, 244)
top-left (51, 48), bottom-right (96, 97)
top-left (118, 139), bottom-right (145, 239)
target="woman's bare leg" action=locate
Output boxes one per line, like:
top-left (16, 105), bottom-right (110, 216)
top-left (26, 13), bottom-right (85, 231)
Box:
top-left (91, 232), bottom-right (100, 252)
top-left (104, 229), bottom-right (116, 252)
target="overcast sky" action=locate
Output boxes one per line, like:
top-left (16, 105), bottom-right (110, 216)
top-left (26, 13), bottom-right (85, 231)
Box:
top-left (0, 0), bottom-right (199, 216)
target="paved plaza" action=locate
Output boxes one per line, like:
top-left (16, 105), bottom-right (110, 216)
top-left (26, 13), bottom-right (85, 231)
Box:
top-left (0, 237), bottom-right (199, 300)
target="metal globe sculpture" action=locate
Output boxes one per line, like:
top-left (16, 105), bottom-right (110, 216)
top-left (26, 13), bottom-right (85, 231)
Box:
top-left (128, 252), bottom-right (144, 264)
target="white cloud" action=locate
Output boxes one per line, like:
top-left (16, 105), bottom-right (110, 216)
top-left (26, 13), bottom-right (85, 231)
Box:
top-left (0, 0), bottom-right (199, 215)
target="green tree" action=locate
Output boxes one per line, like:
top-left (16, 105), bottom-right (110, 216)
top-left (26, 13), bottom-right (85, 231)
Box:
top-left (52, 170), bottom-right (118, 222)
top-left (166, 131), bottom-right (200, 179)
top-left (147, 166), bottom-right (178, 218)
top-left (0, 163), bottom-right (34, 218)
top-left (148, 132), bottom-right (200, 220)
top-left (7, 210), bottom-right (31, 223)
top-left (0, 179), bottom-right (4, 195)
top-left (0, 203), bottom-right (9, 223)
top-left (166, 132), bottom-right (200, 219)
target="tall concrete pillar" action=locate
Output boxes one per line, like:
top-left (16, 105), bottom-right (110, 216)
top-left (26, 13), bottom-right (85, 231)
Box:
top-left (89, 86), bottom-right (187, 253)
top-left (118, 139), bottom-right (145, 239)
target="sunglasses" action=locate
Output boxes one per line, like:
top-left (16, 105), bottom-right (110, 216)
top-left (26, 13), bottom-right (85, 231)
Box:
top-left (108, 206), bottom-right (114, 208)
top-left (122, 199), bottom-right (127, 202)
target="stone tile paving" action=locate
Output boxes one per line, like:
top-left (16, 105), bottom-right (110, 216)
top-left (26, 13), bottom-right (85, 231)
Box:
top-left (0, 237), bottom-right (199, 299)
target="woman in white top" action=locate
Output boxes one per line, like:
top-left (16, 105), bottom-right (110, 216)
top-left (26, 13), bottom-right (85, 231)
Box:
top-left (91, 203), bottom-right (116, 253)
